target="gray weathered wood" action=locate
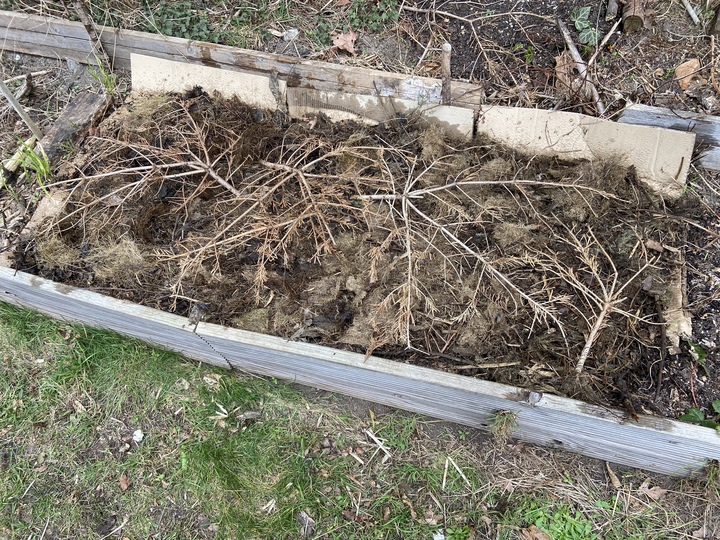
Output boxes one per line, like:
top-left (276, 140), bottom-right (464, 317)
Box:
top-left (0, 10), bottom-right (484, 107)
top-left (618, 103), bottom-right (720, 171)
top-left (1, 266), bottom-right (719, 476)
top-left (41, 91), bottom-right (109, 162)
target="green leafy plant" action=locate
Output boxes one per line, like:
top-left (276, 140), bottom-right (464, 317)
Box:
top-left (144, 0), bottom-right (223, 42)
top-left (570, 6), bottom-right (599, 46)
top-left (524, 499), bottom-right (599, 540)
top-left (680, 400), bottom-right (720, 432)
top-left (513, 43), bottom-right (535, 64)
top-left (688, 339), bottom-right (710, 376)
top-left (445, 525), bottom-right (472, 540)
top-left (347, 0), bottom-right (399, 32)
top-left (18, 139), bottom-right (50, 193)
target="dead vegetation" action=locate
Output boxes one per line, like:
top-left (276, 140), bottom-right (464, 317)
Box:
top-left (12, 89), bottom-right (688, 407)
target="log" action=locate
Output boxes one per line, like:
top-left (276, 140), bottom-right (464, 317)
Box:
top-left (617, 103), bottom-right (720, 171)
top-left (40, 90), bottom-right (109, 162)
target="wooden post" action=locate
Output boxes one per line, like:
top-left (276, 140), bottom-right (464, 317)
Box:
top-left (441, 42), bottom-right (452, 105)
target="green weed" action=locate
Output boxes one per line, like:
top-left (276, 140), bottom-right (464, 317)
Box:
top-left (87, 55), bottom-right (118, 96)
top-left (488, 410), bottom-right (518, 445)
top-left (17, 139), bottom-right (50, 194)
top-left (347, 0), bottom-right (399, 32)
top-left (570, 6), bottom-right (599, 47)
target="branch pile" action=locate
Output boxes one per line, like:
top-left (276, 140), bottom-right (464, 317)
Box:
top-left (27, 91), bottom-right (685, 396)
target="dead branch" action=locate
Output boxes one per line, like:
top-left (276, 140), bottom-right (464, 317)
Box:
top-left (556, 18), bottom-right (606, 115)
top-left (62, 0), bottom-right (112, 69)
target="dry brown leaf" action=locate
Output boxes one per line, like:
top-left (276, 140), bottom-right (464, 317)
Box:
top-left (335, 0), bottom-right (352, 5)
top-left (675, 59), bottom-right (705, 90)
top-left (638, 478), bottom-right (668, 500)
top-left (521, 524), bottom-right (551, 540)
top-left (296, 510), bottom-right (316, 537)
top-left (605, 462), bottom-right (622, 489)
top-left (332, 29), bottom-right (357, 55)
top-left (119, 473), bottom-right (130, 491)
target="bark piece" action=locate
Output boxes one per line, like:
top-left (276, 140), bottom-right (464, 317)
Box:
top-left (621, 0), bottom-right (645, 32)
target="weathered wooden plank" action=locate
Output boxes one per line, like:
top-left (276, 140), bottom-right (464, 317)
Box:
top-left (618, 103), bottom-right (720, 171)
top-left (1, 266), bottom-right (718, 476)
top-left (0, 10), bottom-right (484, 107)
top-left (41, 91), bottom-right (109, 162)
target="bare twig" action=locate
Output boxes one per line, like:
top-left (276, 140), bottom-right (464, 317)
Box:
top-left (62, 0), bottom-right (112, 69)
top-left (587, 19), bottom-right (622, 70)
top-left (680, 0), bottom-right (700, 25)
top-left (441, 42), bottom-right (452, 105)
top-left (0, 78), bottom-right (44, 139)
top-left (556, 18), bottom-right (606, 115)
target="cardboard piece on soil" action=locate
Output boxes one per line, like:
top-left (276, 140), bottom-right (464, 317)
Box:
top-left (130, 54), bottom-right (284, 110)
top-left (131, 54), bottom-right (694, 199)
top-left (287, 87), bottom-right (475, 140)
top-left (474, 106), bottom-right (695, 200)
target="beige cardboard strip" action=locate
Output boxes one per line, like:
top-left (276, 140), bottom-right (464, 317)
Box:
top-left (131, 54), bottom-right (695, 199)
top-left (131, 53), bottom-right (284, 110)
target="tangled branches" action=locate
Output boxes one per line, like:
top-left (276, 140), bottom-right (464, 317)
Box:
top-left (40, 92), bottom-right (675, 376)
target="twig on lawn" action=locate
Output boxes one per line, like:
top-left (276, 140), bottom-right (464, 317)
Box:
top-left (556, 18), bottom-right (606, 115)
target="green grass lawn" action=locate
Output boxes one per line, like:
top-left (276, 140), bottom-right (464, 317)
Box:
top-left (0, 301), bottom-right (717, 539)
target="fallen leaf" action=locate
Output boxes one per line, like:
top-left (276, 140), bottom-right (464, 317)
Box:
top-left (522, 524), bottom-right (551, 540)
top-left (203, 373), bottom-right (222, 391)
top-left (605, 462), bottom-right (622, 489)
top-left (675, 59), bottom-right (705, 90)
top-left (296, 510), bottom-right (316, 537)
top-left (332, 29), bottom-right (357, 55)
top-left (119, 473), bottom-right (130, 491)
top-left (638, 478), bottom-right (667, 500)
top-left (335, 0), bottom-right (352, 5)
top-left (692, 525), bottom-right (708, 538)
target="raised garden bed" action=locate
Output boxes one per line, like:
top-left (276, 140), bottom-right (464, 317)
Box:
top-left (2, 11), bottom-right (720, 476)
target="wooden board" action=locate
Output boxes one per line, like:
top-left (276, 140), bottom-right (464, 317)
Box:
top-left (0, 10), bottom-right (484, 107)
top-left (618, 103), bottom-right (720, 171)
top-left (41, 90), bottom-right (109, 162)
top-left (1, 266), bottom-right (719, 476)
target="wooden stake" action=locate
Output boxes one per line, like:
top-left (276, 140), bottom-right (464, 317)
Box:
top-left (556, 19), bottom-right (606, 116)
top-left (441, 42), bottom-right (452, 105)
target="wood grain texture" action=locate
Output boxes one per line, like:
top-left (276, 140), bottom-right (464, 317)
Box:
top-left (618, 103), bottom-right (720, 171)
top-left (0, 10), bottom-right (484, 107)
top-left (1, 266), bottom-right (719, 476)
top-left (41, 91), bottom-right (109, 162)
